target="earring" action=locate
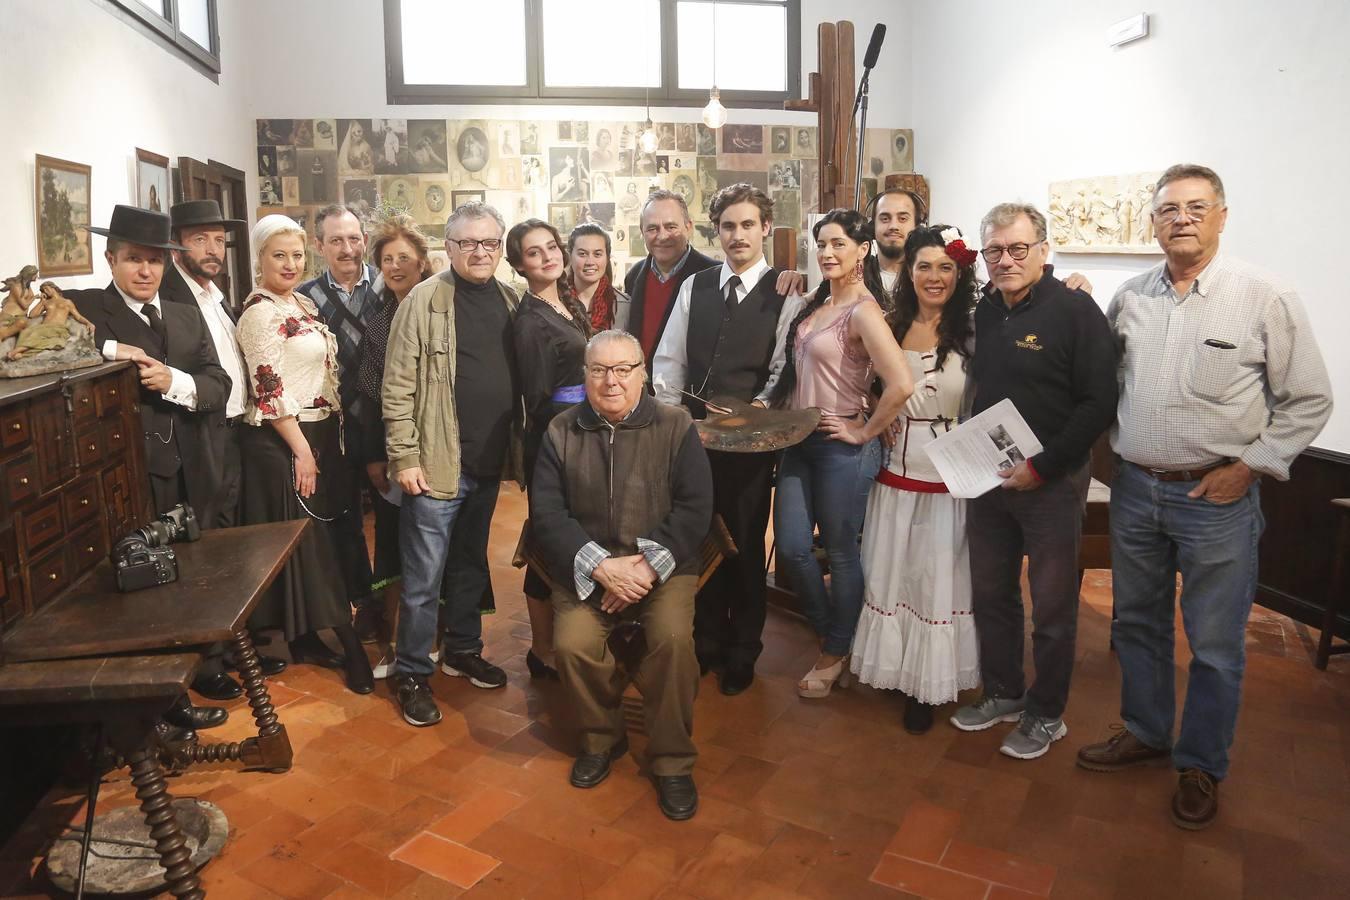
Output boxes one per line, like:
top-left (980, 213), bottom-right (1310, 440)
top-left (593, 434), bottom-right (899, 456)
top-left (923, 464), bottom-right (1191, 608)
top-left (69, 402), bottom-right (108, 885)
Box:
top-left (848, 259), bottom-right (864, 284)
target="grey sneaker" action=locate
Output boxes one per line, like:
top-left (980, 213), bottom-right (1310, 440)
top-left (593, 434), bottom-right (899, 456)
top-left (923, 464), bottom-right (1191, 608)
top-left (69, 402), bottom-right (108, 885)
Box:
top-left (949, 694), bottom-right (1026, 732)
top-left (999, 714), bottom-right (1067, 759)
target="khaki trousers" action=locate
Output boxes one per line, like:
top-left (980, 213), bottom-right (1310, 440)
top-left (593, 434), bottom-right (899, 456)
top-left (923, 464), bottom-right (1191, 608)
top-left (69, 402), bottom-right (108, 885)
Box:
top-left (554, 574), bottom-right (699, 776)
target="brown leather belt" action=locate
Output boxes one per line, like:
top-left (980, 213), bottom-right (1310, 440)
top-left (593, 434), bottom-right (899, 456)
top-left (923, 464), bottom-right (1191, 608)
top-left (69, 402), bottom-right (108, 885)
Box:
top-left (1139, 460), bottom-right (1229, 482)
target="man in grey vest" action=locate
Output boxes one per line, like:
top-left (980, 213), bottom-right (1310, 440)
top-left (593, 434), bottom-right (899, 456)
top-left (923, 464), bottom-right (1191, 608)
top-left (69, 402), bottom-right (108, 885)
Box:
top-left (653, 183), bottom-right (804, 696)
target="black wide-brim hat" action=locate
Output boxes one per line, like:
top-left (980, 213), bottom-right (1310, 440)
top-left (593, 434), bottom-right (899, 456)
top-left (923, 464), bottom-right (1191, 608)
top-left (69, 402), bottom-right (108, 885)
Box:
top-left (85, 204), bottom-right (185, 251)
top-left (170, 199), bottom-right (245, 231)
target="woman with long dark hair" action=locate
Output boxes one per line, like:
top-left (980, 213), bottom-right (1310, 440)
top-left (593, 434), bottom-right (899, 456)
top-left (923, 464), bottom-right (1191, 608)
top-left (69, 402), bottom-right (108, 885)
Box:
top-left (770, 208), bottom-right (913, 699)
top-left (566, 224), bottom-right (630, 332)
top-left (850, 225), bottom-right (981, 734)
top-left (507, 218), bottom-right (592, 679)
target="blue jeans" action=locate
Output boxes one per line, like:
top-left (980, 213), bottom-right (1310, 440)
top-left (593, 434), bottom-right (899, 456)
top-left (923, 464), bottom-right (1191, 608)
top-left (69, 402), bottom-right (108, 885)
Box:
top-left (774, 432), bottom-right (881, 656)
top-left (395, 475), bottom-right (498, 678)
top-left (1110, 461), bottom-right (1264, 780)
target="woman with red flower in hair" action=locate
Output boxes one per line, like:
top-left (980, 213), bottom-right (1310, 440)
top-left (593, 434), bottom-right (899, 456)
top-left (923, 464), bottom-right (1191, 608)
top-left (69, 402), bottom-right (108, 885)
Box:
top-left (849, 224), bottom-right (980, 734)
top-left (236, 213), bottom-right (374, 694)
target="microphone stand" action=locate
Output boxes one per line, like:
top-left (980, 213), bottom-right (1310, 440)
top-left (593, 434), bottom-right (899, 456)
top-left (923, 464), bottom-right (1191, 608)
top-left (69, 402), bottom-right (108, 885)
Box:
top-left (851, 67), bottom-right (873, 211)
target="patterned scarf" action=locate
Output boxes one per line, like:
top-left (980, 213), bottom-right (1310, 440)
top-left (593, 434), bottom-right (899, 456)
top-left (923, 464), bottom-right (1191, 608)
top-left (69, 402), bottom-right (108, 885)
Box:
top-left (586, 274), bottom-right (616, 332)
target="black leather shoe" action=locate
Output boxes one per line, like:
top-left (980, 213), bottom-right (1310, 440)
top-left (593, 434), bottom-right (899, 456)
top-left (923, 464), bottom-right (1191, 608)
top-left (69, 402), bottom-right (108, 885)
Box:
top-left (569, 735), bottom-right (629, 789)
top-left (191, 672), bottom-right (243, 701)
top-left (289, 637), bottom-right (345, 669)
top-left (255, 655), bottom-right (288, 677)
top-left (164, 695), bottom-right (228, 731)
top-left (903, 697), bottom-right (935, 735)
top-left (655, 774), bottom-right (698, 821)
top-left (719, 665), bottom-right (755, 696)
top-left (344, 654), bottom-right (375, 695)
top-left (526, 650), bottom-right (559, 681)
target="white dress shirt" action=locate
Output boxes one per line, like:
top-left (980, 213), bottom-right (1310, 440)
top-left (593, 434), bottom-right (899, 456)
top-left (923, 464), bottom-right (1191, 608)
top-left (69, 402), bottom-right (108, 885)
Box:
top-left (174, 261), bottom-right (247, 418)
top-left (653, 256), bottom-right (804, 407)
top-left (101, 285), bottom-right (199, 410)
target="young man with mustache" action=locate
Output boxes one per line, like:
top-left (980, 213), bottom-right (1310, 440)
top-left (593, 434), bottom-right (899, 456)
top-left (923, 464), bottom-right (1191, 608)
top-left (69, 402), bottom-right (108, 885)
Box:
top-left (653, 183), bottom-right (805, 696)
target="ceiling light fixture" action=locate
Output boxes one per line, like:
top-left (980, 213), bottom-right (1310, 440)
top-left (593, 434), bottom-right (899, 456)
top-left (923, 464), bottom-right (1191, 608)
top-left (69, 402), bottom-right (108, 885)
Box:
top-left (702, 1), bottom-right (727, 129)
top-left (640, 85), bottom-right (660, 153)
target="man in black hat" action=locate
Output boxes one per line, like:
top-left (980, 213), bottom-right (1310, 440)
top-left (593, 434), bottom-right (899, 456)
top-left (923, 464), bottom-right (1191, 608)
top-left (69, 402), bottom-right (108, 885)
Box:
top-left (72, 205), bottom-right (232, 523)
top-left (161, 200), bottom-right (288, 698)
top-left (161, 200), bottom-right (249, 529)
top-left (70, 205), bottom-right (234, 730)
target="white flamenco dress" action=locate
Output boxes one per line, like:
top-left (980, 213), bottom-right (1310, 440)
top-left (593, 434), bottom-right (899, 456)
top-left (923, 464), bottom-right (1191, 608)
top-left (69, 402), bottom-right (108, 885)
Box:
top-left (850, 349), bottom-right (979, 704)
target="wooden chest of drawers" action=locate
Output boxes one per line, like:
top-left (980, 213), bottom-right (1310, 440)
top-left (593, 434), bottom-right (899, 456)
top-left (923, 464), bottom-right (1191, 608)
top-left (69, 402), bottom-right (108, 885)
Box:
top-left (0, 363), bottom-right (151, 629)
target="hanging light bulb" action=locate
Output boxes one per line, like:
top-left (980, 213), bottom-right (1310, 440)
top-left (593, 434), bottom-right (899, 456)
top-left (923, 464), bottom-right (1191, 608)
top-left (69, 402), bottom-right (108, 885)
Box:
top-left (702, 86), bottom-right (728, 130)
top-left (639, 82), bottom-right (660, 154)
top-left (639, 118), bottom-right (660, 153)
top-left (702, 0), bottom-right (727, 130)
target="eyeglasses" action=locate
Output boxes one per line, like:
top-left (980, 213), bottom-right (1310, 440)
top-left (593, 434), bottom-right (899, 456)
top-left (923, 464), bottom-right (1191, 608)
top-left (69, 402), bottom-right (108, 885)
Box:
top-left (452, 238), bottom-right (502, 253)
top-left (585, 361), bottom-right (643, 380)
top-left (1152, 201), bottom-right (1221, 224)
top-left (980, 242), bottom-right (1042, 263)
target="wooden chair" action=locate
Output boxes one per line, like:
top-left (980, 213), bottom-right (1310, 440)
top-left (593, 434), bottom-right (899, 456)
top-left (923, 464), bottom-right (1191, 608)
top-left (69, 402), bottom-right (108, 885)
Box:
top-left (1316, 498), bottom-right (1350, 670)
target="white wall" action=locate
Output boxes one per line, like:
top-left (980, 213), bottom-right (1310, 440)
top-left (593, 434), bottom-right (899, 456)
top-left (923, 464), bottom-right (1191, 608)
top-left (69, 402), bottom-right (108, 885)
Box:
top-left (911, 0), bottom-right (1350, 453)
top-left (0, 0), bottom-right (255, 290)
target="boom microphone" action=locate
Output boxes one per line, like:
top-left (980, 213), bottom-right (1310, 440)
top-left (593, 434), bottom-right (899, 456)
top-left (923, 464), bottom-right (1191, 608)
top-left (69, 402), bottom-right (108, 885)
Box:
top-left (863, 23), bottom-right (886, 69)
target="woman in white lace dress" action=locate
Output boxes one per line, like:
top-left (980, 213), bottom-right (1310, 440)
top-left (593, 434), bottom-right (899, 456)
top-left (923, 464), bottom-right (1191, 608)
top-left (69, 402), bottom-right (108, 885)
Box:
top-left (851, 225), bottom-right (981, 733)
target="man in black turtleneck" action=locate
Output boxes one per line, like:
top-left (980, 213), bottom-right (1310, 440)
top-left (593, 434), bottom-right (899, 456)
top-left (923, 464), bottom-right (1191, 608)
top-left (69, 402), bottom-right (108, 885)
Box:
top-left (382, 201), bottom-right (523, 727)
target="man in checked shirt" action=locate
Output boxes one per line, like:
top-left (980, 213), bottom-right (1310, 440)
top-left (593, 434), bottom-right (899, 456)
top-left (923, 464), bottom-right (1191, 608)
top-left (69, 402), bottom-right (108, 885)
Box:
top-left (1077, 164), bottom-right (1332, 830)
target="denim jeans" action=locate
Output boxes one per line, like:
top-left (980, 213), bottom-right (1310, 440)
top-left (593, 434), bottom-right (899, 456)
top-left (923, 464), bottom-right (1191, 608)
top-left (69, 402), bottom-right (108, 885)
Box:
top-left (395, 475), bottom-right (498, 678)
top-left (773, 432), bottom-right (881, 656)
top-left (1110, 461), bottom-right (1264, 780)
top-left (968, 463), bottom-right (1090, 720)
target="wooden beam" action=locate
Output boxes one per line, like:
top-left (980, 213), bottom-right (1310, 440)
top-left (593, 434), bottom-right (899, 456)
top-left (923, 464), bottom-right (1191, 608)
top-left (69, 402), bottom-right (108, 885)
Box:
top-left (834, 21), bottom-right (857, 212)
top-left (818, 22), bottom-right (837, 212)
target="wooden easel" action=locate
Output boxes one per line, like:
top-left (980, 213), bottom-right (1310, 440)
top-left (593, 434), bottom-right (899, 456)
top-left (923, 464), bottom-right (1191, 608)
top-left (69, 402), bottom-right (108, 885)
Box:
top-left (786, 20), bottom-right (858, 213)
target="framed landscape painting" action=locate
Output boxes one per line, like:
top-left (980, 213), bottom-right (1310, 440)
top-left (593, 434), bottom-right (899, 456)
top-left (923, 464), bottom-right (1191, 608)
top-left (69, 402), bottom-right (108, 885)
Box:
top-left (35, 154), bottom-right (92, 276)
top-left (136, 147), bottom-right (171, 212)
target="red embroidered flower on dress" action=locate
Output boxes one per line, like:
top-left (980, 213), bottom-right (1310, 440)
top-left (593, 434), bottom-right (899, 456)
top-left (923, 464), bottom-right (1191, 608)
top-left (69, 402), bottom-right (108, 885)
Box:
top-left (278, 316), bottom-right (308, 338)
top-left (312, 396), bottom-right (330, 408)
top-left (253, 365), bottom-right (284, 416)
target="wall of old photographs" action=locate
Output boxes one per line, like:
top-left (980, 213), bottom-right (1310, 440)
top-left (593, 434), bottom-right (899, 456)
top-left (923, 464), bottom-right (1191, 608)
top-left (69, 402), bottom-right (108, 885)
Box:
top-left (255, 117), bottom-right (914, 282)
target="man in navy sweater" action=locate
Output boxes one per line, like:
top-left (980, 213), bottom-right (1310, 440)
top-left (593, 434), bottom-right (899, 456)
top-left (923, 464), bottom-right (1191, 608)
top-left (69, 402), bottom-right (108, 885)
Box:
top-left (950, 203), bottom-right (1117, 761)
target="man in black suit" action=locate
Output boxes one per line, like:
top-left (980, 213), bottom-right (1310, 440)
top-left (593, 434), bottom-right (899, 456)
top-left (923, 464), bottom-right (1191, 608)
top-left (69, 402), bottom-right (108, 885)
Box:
top-left (160, 200), bottom-right (248, 529)
top-left (161, 200), bottom-right (289, 698)
top-left (70, 205), bottom-right (233, 730)
top-left (73, 206), bottom-right (231, 521)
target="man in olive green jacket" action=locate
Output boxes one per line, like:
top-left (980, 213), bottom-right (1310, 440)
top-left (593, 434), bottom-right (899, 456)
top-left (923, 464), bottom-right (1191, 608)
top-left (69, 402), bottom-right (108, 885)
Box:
top-left (383, 201), bottom-right (523, 727)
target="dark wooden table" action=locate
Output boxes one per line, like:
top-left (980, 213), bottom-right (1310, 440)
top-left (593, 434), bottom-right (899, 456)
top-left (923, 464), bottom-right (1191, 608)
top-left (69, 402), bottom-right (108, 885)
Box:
top-left (0, 520), bottom-right (309, 899)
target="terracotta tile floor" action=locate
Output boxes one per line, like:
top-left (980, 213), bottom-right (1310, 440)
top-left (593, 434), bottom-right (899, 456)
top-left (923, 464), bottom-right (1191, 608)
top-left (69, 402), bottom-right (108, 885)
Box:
top-left (5, 486), bottom-right (1350, 898)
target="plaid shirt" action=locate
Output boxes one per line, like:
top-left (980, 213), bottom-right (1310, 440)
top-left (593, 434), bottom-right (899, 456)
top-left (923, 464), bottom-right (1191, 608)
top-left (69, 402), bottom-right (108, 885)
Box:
top-left (299, 264), bottom-right (381, 421)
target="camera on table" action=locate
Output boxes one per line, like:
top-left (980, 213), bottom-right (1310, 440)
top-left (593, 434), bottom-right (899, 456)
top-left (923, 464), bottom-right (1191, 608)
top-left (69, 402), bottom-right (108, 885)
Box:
top-left (111, 503), bottom-right (202, 593)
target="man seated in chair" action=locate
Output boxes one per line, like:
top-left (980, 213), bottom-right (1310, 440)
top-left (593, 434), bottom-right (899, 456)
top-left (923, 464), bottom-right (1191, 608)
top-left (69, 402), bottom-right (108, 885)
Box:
top-left (529, 329), bottom-right (713, 821)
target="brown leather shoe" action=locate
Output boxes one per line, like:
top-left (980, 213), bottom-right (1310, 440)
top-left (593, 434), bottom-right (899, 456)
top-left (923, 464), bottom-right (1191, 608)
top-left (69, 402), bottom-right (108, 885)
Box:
top-left (1076, 726), bottom-right (1169, 772)
top-left (1171, 768), bottom-right (1218, 830)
